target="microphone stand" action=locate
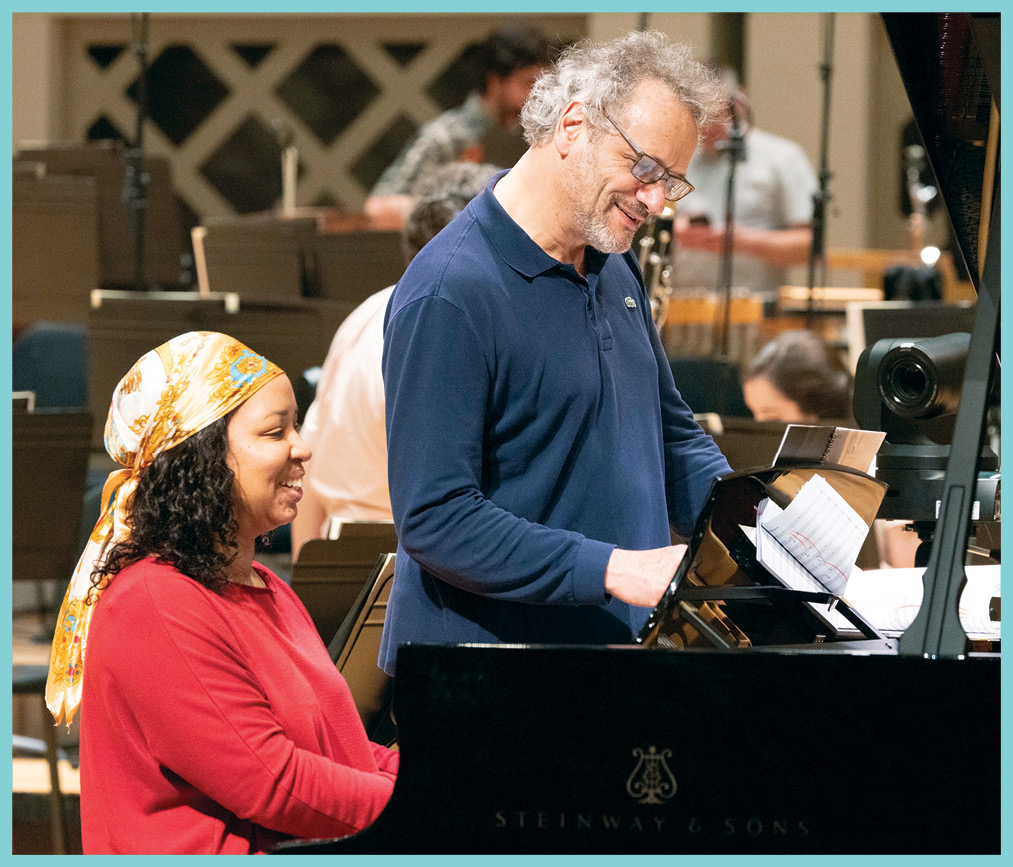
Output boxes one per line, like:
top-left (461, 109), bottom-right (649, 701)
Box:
top-left (715, 105), bottom-right (746, 358)
top-left (124, 12), bottom-right (150, 291)
top-left (806, 12), bottom-right (835, 329)
top-left (271, 118), bottom-right (299, 215)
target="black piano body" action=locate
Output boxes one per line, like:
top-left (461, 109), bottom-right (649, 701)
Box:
top-left (276, 643), bottom-right (998, 854)
top-left (278, 465), bottom-right (999, 853)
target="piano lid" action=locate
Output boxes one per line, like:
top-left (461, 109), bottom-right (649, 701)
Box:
top-left (881, 12), bottom-right (999, 292)
top-left (880, 12), bottom-right (1000, 658)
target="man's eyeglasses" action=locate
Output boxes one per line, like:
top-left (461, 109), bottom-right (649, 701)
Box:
top-left (604, 112), bottom-right (694, 203)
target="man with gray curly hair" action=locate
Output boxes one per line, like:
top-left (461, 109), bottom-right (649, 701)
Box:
top-left (379, 31), bottom-right (731, 675)
top-left (502, 30), bottom-right (726, 262)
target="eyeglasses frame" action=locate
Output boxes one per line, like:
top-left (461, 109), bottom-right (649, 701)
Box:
top-left (603, 112), bottom-right (694, 203)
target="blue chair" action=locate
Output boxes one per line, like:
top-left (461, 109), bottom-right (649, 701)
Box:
top-left (13, 665), bottom-right (70, 854)
top-left (12, 322), bottom-right (88, 409)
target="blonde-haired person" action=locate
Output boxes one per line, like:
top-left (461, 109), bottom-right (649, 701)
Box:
top-left (46, 332), bottom-right (397, 854)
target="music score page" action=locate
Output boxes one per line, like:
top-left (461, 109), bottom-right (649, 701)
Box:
top-left (755, 474), bottom-right (869, 595)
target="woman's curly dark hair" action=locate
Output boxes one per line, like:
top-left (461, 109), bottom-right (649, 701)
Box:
top-left (88, 413), bottom-right (239, 599)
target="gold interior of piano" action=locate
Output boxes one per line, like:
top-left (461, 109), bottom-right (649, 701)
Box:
top-left (642, 466), bottom-right (887, 650)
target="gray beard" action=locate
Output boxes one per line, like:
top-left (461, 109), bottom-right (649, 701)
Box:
top-left (576, 203), bottom-right (634, 255)
top-left (564, 144), bottom-right (635, 255)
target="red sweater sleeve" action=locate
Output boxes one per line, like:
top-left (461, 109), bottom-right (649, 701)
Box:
top-left (91, 564), bottom-right (394, 842)
top-left (370, 741), bottom-right (400, 775)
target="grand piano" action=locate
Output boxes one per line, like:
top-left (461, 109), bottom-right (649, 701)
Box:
top-left (274, 13), bottom-right (1000, 854)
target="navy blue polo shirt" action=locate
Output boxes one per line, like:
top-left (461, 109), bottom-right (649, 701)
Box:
top-left (379, 173), bottom-right (730, 674)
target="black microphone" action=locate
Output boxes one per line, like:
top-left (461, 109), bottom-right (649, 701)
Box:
top-left (729, 99), bottom-right (741, 130)
top-left (715, 90), bottom-right (750, 159)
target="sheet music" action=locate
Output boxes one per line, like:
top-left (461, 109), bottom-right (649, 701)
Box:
top-left (751, 504), bottom-right (835, 595)
top-left (756, 474), bottom-right (868, 595)
top-left (832, 565), bottom-right (1000, 640)
top-left (741, 524), bottom-right (1001, 641)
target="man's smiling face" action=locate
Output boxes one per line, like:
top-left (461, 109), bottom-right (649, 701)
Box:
top-left (565, 78), bottom-right (699, 254)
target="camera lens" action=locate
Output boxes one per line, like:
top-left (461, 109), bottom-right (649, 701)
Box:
top-left (877, 335), bottom-right (968, 420)
top-left (887, 359), bottom-right (930, 404)
top-left (855, 334), bottom-right (970, 432)
top-left (879, 347), bottom-right (939, 418)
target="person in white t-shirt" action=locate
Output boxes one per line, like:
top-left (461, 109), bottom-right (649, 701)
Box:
top-left (673, 72), bottom-right (818, 298)
top-left (291, 162), bottom-right (498, 558)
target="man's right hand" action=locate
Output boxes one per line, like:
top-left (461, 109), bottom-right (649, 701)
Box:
top-left (604, 544), bottom-right (687, 608)
top-left (674, 212), bottom-right (725, 254)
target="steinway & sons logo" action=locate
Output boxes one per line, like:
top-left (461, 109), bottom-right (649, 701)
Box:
top-left (492, 743), bottom-right (811, 842)
top-left (626, 745), bottom-right (677, 804)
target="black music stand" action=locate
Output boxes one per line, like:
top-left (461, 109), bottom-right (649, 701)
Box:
top-left (639, 465), bottom-right (892, 653)
top-left (291, 521), bottom-right (398, 644)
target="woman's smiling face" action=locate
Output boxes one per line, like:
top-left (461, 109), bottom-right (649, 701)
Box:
top-left (226, 374), bottom-right (311, 543)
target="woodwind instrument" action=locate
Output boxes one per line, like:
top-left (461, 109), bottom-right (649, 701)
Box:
top-left (637, 207), bottom-right (675, 327)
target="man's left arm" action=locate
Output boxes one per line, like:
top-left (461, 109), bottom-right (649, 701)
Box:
top-left (719, 221), bottom-right (813, 266)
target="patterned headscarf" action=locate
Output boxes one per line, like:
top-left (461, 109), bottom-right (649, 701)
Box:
top-left (46, 332), bottom-right (283, 725)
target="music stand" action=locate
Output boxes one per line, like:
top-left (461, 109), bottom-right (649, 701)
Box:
top-left (640, 465), bottom-right (892, 652)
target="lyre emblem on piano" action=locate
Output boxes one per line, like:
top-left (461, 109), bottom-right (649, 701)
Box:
top-left (626, 746), bottom-right (677, 805)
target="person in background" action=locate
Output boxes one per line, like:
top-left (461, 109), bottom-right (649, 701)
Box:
top-left (292, 162), bottom-right (499, 557)
top-left (379, 31), bottom-right (732, 676)
top-left (672, 69), bottom-right (818, 298)
top-left (46, 332), bottom-right (397, 854)
top-left (741, 329), bottom-right (917, 568)
top-left (741, 329), bottom-right (853, 423)
top-left (364, 24), bottom-right (554, 227)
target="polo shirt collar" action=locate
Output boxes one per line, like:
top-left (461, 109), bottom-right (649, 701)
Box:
top-left (472, 171), bottom-right (607, 281)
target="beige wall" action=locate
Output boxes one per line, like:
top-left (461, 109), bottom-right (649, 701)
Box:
top-left (749, 13), bottom-right (873, 253)
top-left (587, 12), bottom-right (711, 55)
top-left (12, 13), bottom-right (64, 146)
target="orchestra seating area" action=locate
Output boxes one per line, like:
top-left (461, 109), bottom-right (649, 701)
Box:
top-left (10, 137), bottom-right (430, 852)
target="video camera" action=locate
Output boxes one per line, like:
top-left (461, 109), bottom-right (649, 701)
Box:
top-left (853, 332), bottom-right (999, 533)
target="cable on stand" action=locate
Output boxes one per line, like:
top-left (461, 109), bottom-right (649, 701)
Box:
top-left (714, 100), bottom-right (747, 358)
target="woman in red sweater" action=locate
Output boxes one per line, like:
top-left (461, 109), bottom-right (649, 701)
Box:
top-left (45, 331), bottom-right (398, 854)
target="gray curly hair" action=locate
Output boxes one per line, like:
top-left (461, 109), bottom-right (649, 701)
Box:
top-left (520, 30), bottom-right (727, 146)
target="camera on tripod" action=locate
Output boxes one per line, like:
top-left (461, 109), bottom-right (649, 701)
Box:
top-left (853, 332), bottom-right (1000, 565)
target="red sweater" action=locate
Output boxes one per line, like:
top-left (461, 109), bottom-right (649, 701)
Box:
top-left (79, 557), bottom-right (398, 854)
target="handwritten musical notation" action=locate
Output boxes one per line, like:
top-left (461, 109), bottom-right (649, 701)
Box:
top-left (755, 474), bottom-right (868, 595)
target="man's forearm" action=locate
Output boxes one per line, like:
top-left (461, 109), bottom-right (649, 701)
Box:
top-left (732, 223), bottom-right (813, 267)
